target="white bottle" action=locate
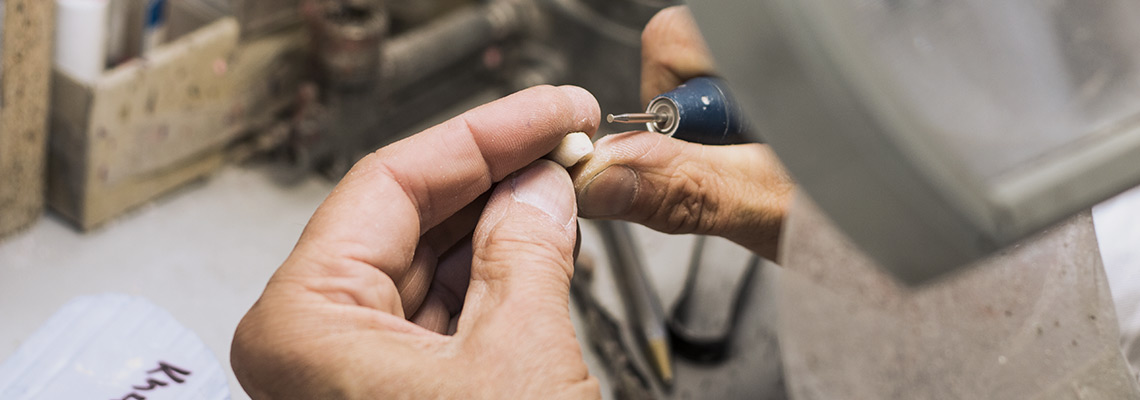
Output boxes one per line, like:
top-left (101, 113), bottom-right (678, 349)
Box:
top-left (54, 0), bottom-right (109, 84)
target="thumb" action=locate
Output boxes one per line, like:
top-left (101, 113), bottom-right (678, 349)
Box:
top-left (462, 160), bottom-right (578, 330)
top-left (571, 131), bottom-right (792, 260)
top-left (458, 160), bottom-right (595, 398)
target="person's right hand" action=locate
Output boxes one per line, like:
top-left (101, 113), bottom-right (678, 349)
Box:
top-left (571, 6), bottom-right (794, 260)
top-left (231, 85), bottom-right (602, 399)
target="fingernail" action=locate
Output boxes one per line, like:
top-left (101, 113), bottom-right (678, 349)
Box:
top-left (578, 165), bottom-right (638, 218)
top-left (511, 160), bottom-right (576, 227)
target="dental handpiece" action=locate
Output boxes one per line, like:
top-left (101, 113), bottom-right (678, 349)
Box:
top-left (607, 77), bottom-right (752, 145)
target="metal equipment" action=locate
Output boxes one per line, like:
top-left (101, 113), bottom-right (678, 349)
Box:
top-left (273, 0), bottom-right (673, 178)
top-left (596, 220), bottom-right (674, 388)
top-left (687, 0), bottom-right (1140, 284)
top-left (45, 0), bottom-right (672, 228)
top-left (668, 236), bottom-right (758, 363)
top-left (676, 2), bottom-right (1140, 398)
top-left (573, 226), bottom-right (788, 399)
top-left (569, 254), bottom-right (657, 400)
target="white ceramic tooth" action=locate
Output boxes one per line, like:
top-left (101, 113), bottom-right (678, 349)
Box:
top-left (546, 132), bottom-right (594, 167)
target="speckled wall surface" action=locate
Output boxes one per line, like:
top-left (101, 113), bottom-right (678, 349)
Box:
top-left (0, 0), bottom-right (54, 238)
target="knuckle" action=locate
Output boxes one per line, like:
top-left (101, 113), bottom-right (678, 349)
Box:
top-left (474, 225), bottom-right (574, 280)
top-left (651, 161), bottom-right (721, 235)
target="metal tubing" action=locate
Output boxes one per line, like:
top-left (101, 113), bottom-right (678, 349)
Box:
top-left (380, 0), bottom-right (527, 93)
top-left (596, 220), bottom-right (674, 387)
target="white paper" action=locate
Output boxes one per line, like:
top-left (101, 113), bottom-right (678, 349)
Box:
top-left (1096, 185), bottom-right (1140, 372)
top-left (0, 293), bottom-right (229, 400)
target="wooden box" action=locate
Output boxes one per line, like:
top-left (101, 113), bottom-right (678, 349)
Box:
top-left (48, 18), bottom-right (305, 230)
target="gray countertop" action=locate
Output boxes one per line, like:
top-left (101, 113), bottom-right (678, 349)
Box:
top-left (2, 162), bottom-right (1138, 399)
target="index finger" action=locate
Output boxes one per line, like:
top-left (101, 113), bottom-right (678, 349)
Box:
top-left (297, 85), bottom-right (599, 276)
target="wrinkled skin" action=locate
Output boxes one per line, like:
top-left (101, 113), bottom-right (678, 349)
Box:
top-left (230, 6), bottom-right (793, 399)
top-left (572, 6), bottom-right (793, 260)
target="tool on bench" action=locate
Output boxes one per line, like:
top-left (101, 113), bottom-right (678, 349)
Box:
top-left (668, 236), bottom-right (760, 363)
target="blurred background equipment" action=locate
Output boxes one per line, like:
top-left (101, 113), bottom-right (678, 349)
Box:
top-left (596, 220), bottom-right (674, 387)
top-left (0, 0), bottom-right (54, 239)
top-left (45, 0), bottom-right (670, 230)
top-left (682, 1), bottom-right (1140, 398)
top-left (48, 15), bottom-right (304, 229)
top-left (667, 236), bottom-right (758, 363)
top-left (688, 0), bottom-right (1140, 284)
top-left (569, 254), bottom-right (656, 400)
top-left (572, 224), bottom-right (786, 400)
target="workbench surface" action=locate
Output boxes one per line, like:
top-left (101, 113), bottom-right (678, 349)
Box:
top-left (1, 163), bottom-right (1138, 398)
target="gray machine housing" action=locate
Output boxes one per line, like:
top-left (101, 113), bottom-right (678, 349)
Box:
top-left (687, 0), bottom-right (1140, 284)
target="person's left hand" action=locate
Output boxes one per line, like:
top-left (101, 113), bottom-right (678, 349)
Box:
top-left (572, 6), bottom-right (792, 261)
top-left (231, 85), bottom-right (602, 399)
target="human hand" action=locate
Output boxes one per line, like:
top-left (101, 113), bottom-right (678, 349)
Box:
top-left (231, 86), bottom-right (602, 399)
top-left (572, 6), bottom-right (794, 260)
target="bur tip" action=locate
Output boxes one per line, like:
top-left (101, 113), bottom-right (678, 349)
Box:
top-left (606, 114), bottom-right (615, 123)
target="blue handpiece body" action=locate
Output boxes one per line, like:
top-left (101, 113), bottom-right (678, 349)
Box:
top-left (652, 77), bottom-right (752, 145)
